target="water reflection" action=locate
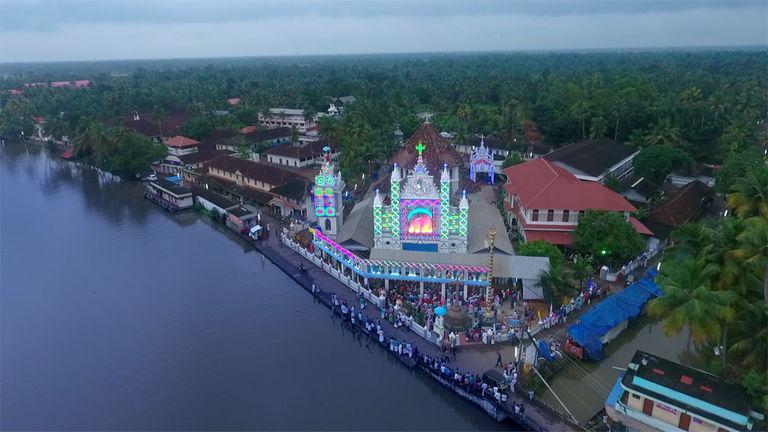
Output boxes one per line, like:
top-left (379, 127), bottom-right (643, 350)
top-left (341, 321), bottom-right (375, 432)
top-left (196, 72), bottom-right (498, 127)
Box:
top-left (1, 143), bottom-right (509, 431)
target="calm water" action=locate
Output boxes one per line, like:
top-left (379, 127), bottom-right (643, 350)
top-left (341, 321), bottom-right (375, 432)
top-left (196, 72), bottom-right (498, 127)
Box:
top-left (0, 143), bottom-right (507, 431)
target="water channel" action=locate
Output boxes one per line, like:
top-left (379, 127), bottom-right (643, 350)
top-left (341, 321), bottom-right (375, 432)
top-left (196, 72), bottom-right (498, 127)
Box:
top-left (0, 142), bottom-right (508, 431)
top-left (540, 306), bottom-right (689, 423)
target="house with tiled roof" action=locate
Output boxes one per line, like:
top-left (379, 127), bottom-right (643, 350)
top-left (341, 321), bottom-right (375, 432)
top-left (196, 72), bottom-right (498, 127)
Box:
top-left (120, 110), bottom-right (188, 142)
top-left (544, 139), bottom-right (639, 184)
top-left (647, 180), bottom-right (713, 228)
top-left (204, 155), bottom-right (310, 218)
top-left (503, 158), bottom-right (652, 246)
top-left (265, 137), bottom-right (337, 168)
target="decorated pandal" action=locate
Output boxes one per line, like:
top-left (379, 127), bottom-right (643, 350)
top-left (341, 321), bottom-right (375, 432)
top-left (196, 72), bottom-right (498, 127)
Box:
top-left (309, 138), bottom-right (548, 341)
top-left (469, 136), bottom-right (496, 184)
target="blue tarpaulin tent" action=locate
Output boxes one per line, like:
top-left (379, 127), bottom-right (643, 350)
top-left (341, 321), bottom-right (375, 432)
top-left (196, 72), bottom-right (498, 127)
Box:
top-left (567, 274), bottom-right (661, 360)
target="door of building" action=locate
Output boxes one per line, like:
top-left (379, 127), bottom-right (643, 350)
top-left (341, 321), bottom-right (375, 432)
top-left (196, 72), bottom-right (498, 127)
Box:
top-left (642, 399), bottom-right (654, 416)
top-left (678, 413), bottom-right (692, 431)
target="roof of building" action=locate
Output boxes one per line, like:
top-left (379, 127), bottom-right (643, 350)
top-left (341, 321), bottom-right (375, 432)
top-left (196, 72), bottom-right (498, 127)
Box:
top-left (503, 158), bottom-right (637, 212)
top-left (648, 180), bottom-right (713, 228)
top-left (523, 230), bottom-right (573, 246)
top-left (629, 217), bottom-right (654, 236)
top-left (509, 141), bottom-right (553, 156)
top-left (392, 122), bottom-right (464, 174)
top-left (228, 205), bottom-right (257, 218)
top-left (151, 178), bottom-right (191, 196)
top-left (544, 139), bottom-right (638, 178)
top-left (207, 155), bottom-right (300, 187)
top-left (269, 108), bottom-right (305, 116)
top-left (464, 135), bottom-right (508, 151)
top-left (227, 98), bottom-right (241, 106)
top-left (623, 350), bottom-right (752, 430)
top-left (242, 126), bottom-right (291, 143)
top-left (198, 128), bottom-right (239, 151)
top-left (369, 249), bottom-right (548, 281)
top-left (267, 137), bottom-right (331, 160)
top-left (165, 135), bottom-right (200, 148)
top-left (192, 186), bottom-right (236, 210)
top-left (270, 178), bottom-right (309, 202)
top-left (337, 195), bottom-right (375, 251)
top-left (178, 150), bottom-right (233, 166)
top-left (120, 111), bottom-right (187, 138)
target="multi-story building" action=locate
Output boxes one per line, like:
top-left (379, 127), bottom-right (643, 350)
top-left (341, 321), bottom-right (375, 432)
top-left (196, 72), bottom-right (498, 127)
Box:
top-left (205, 155), bottom-right (310, 219)
top-left (544, 138), bottom-right (639, 184)
top-left (503, 158), bottom-right (653, 246)
top-left (607, 350), bottom-right (758, 432)
top-left (265, 138), bottom-right (337, 168)
top-left (258, 108), bottom-right (318, 133)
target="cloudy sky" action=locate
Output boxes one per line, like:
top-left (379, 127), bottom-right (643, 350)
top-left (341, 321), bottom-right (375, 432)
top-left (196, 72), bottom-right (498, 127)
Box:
top-left (1, 0), bottom-right (766, 62)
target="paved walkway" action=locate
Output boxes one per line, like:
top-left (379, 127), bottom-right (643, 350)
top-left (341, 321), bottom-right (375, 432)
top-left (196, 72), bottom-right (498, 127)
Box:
top-left (246, 216), bottom-right (577, 431)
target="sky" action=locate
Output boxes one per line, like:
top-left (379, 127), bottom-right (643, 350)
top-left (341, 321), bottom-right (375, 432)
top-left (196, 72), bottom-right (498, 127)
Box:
top-left (1, 0), bottom-right (766, 63)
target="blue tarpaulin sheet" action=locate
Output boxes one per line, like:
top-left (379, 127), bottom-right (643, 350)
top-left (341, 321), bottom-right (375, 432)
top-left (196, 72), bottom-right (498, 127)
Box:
top-left (538, 340), bottom-right (554, 362)
top-left (567, 274), bottom-right (661, 360)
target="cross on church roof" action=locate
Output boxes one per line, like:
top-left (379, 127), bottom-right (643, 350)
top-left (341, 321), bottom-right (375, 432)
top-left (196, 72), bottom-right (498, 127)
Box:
top-left (415, 142), bottom-right (426, 155)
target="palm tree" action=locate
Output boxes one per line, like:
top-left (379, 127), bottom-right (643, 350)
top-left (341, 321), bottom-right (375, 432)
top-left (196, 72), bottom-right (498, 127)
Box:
top-left (570, 102), bottom-right (589, 141)
top-left (151, 105), bottom-right (167, 138)
top-left (289, 126), bottom-right (299, 146)
top-left (727, 168), bottom-right (768, 221)
top-left (669, 221), bottom-right (714, 260)
top-left (727, 300), bottom-right (768, 371)
top-left (731, 217), bottom-right (768, 304)
top-left (643, 118), bottom-right (682, 147)
top-left (571, 255), bottom-right (594, 289)
top-left (589, 116), bottom-right (608, 139)
top-left (538, 266), bottom-right (576, 305)
top-left (648, 258), bottom-right (735, 349)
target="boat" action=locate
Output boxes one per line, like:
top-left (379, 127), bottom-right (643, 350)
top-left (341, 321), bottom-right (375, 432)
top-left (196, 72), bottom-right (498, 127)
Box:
top-left (566, 271), bottom-right (661, 361)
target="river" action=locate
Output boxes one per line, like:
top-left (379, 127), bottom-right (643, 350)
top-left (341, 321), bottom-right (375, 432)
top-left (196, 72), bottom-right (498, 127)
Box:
top-left (0, 142), bottom-right (508, 431)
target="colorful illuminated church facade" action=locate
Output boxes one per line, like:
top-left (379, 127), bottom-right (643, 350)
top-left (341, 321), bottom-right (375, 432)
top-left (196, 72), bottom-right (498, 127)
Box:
top-left (373, 143), bottom-right (469, 254)
top-left (312, 146), bottom-right (345, 237)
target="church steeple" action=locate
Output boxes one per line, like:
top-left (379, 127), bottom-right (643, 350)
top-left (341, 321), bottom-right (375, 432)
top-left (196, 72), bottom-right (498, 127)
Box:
top-left (312, 146), bottom-right (345, 237)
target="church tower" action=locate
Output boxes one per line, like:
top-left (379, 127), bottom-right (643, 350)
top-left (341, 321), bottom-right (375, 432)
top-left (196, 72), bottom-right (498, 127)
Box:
top-left (312, 147), bottom-right (345, 238)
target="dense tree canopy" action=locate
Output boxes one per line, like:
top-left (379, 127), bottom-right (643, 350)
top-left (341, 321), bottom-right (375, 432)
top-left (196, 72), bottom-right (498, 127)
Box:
top-left (634, 145), bottom-right (694, 187)
top-left (573, 210), bottom-right (645, 266)
top-left (1, 50), bottom-right (765, 178)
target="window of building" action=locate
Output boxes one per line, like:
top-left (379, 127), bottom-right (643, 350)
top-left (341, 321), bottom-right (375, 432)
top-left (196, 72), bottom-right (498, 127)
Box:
top-left (532, 209), bottom-right (539, 221)
top-left (547, 210), bottom-right (554, 222)
top-left (579, 210), bottom-right (585, 217)
top-left (563, 210), bottom-right (570, 222)
top-left (325, 219), bottom-right (332, 231)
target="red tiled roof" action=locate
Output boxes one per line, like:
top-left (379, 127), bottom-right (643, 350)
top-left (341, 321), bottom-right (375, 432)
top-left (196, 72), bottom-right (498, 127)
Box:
top-left (227, 98), bottom-right (241, 106)
top-left (648, 180), bottom-right (713, 228)
top-left (392, 122), bottom-right (463, 173)
top-left (165, 136), bottom-right (200, 148)
top-left (629, 217), bottom-right (654, 236)
top-left (503, 158), bottom-right (636, 212)
top-left (207, 155), bottom-right (301, 187)
top-left (51, 81), bottom-right (71, 87)
top-left (524, 230), bottom-right (573, 246)
top-left (267, 138), bottom-right (332, 160)
top-left (73, 80), bottom-right (91, 88)
top-left (240, 125), bottom-right (257, 134)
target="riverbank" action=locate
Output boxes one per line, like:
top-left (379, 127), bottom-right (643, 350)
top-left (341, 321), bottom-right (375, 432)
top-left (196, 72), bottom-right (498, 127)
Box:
top-left (231, 209), bottom-right (577, 431)
top-left (2, 143), bottom-right (518, 431)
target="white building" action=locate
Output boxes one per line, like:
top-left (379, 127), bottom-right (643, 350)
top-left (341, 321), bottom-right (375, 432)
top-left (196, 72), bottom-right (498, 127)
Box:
top-left (258, 108), bottom-right (321, 133)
